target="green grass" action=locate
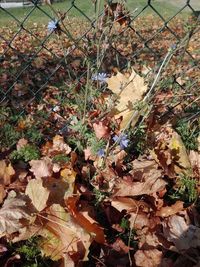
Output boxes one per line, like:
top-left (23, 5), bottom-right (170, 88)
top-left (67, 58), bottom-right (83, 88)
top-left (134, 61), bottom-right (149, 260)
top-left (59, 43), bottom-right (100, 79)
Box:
top-left (0, 0), bottom-right (190, 27)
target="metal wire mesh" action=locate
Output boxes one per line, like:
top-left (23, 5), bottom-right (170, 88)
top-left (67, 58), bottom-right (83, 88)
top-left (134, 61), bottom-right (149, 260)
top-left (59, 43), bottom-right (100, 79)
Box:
top-left (0, 0), bottom-right (199, 144)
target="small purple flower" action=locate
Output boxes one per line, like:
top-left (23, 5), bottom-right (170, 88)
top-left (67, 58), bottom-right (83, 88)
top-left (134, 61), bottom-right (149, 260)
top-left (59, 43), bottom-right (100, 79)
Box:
top-left (91, 72), bottom-right (107, 84)
top-left (113, 134), bottom-right (129, 150)
top-left (97, 148), bottom-right (105, 158)
top-left (47, 20), bottom-right (58, 32)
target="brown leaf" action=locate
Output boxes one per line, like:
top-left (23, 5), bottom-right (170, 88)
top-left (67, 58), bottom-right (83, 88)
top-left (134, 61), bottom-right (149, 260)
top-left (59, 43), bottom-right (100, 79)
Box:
top-left (134, 249), bottom-right (162, 267)
top-left (16, 138), bottom-right (28, 151)
top-left (156, 201), bottom-right (184, 218)
top-left (0, 160), bottom-right (15, 186)
top-left (0, 185), bottom-right (6, 204)
top-left (0, 191), bottom-right (35, 237)
top-left (112, 238), bottom-right (130, 254)
top-left (163, 214), bottom-right (200, 251)
top-left (25, 178), bottom-right (50, 212)
top-left (42, 135), bottom-right (71, 157)
top-left (66, 196), bottom-right (105, 244)
top-left (107, 69), bottom-right (147, 129)
top-left (29, 157), bottom-right (53, 179)
top-left (114, 159), bottom-right (167, 196)
top-left (39, 204), bottom-right (91, 262)
top-left (93, 121), bottom-right (109, 139)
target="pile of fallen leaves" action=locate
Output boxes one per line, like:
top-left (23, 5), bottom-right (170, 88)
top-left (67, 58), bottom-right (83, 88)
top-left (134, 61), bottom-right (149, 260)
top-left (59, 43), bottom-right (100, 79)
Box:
top-left (0, 4), bottom-right (200, 267)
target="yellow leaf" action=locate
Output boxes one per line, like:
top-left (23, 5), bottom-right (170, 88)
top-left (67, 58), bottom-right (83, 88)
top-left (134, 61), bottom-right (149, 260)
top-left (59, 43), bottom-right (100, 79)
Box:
top-left (169, 131), bottom-right (191, 171)
top-left (60, 168), bottom-right (76, 197)
top-left (25, 179), bottom-right (50, 212)
top-left (107, 69), bottom-right (147, 129)
top-left (0, 160), bottom-right (15, 185)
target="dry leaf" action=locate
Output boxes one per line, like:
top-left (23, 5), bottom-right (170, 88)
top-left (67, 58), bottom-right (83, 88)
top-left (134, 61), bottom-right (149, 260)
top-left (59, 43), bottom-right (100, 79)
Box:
top-left (16, 138), bottom-right (28, 151)
top-left (43, 177), bottom-right (72, 206)
top-left (29, 157), bottom-right (53, 179)
top-left (25, 178), bottom-right (50, 212)
top-left (93, 121), bottom-right (109, 139)
top-left (152, 127), bottom-right (191, 177)
top-left (0, 191), bottom-right (35, 237)
top-left (134, 249), bottom-right (162, 267)
top-left (40, 204), bottom-right (91, 262)
top-left (66, 196), bottom-right (105, 244)
top-left (0, 160), bottom-right (15, 185)
top-left (114, 159), bottom-right (167, 196)
top-left (0, 185), bottom-right (6, 204)
top-left (163, 214), bottom-right (200, 251)
top-left (42, 135), bottom-right (71, 157)
top-left (168, 131), bottom-right (191, 172)
top-left (107, 69), bottom-right (147, 129)
top-left (156, 201), bottom-right (184, 218)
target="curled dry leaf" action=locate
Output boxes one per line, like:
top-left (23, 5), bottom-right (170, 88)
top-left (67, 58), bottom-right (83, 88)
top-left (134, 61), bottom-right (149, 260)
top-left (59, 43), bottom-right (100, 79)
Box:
top-left (29, 157), bottom-right (53, 179)
top-left (0, 160), bottom-right (15, 185)
top-left (163, 214), bottom-right (200, 251)
top-left (66, 196), bottom-right (105, 244)
top-left (0, 191), bottom-right (35, 237)
top-left (42, 135), bottom-right (71, 157)
top-left (112, 238), bottom-right (130, 254)
top-left (107, 69), bottom-right (147, 129)
top-left (93, 121), bottom-right (110, 139)
top-left (110, 197), bottom-right (150, 229)
top-left (114, 159), bottom-right (167, 196)
top-left (39, 204), bottom-right (91, 263)
top-left (0, 185), bottom-right (6, 204)
top-left (16, 138), bottom-right (28, 151)
top-left (25, 178), bottom-right (50, 212)
top-left (134, 249), bottom-right (162, 267)
top-left (152, 127), bottom-right (191, 177)
top-left (189, 150), bottom-right (200, 176)
top-left (156, 201), bottom-right (184, 218)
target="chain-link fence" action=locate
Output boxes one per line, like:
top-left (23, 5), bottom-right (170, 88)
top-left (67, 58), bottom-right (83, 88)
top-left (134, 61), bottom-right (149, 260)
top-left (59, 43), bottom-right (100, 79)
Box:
top-left (0, 0), bottom-right (199, 148)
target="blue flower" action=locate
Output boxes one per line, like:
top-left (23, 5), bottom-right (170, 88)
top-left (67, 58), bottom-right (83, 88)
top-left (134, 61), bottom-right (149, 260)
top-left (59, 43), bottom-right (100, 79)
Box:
top-left (113, 134), bottom-right (129, 150)
top-left (91, 72), bottom-right (107, 84)
top-left (47, 20), bottom-right (58, 32)
top-left (97, 148), bottom-right (105, 158)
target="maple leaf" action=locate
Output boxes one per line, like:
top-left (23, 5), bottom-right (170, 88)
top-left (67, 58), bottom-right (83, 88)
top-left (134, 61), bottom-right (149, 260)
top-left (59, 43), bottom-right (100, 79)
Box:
top-left (29, 157), bottom-right (53, 179)
top-left (114, 159), bottom-right (167, 196)
top-left (39, 204), bottom-right (91, 263)
top-left (25, 178), bottom-right (50, 212)
top-left (134, 249), bottom-right (162, 267)
top-left (107, 69), bottom-right (147, 129)
top-left (0, 160), bottom-right (15, 185)
top-left (0, 191), bottom-right (35, 237)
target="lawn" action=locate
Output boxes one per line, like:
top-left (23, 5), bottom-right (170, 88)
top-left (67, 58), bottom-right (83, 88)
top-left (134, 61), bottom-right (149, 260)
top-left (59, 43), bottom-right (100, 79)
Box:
top-left (0, 0), bottom-right (191, 27)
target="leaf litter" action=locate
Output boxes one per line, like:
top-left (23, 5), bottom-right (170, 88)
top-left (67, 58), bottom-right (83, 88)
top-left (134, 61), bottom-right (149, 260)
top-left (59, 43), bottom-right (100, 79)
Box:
top-left (0, 5), bottom-right (200, 267)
